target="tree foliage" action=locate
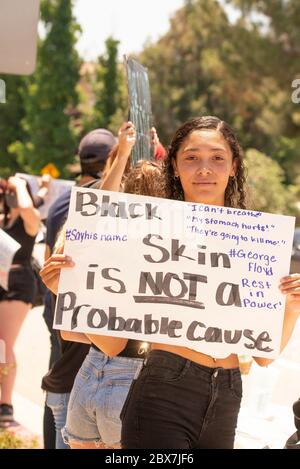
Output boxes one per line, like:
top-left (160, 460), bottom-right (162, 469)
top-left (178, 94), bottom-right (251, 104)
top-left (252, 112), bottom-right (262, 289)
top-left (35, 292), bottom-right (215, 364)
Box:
top-left (0, 75), bottom-right (27, 177)
top-left (1, 0), bottom-right (299, 210)
top-left (245, 148), bottom-right (298, 214)
top-left (11, 0), bottom-right (81, 175)
top-left (86, 37), bottom-right (127, 133)
top-left (139, 0), bottom-right (300, 189)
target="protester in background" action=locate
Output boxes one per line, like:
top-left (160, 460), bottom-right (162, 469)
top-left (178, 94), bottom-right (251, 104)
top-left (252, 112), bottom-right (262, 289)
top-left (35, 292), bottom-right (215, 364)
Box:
top-left (151, 126), bottom-right (167, 162)
top-left (41, 128), bottom-right (116, 449)
top-left (34, 174), bottom-right (52, 210)
top-left (98, 123), bottom-right (165, 195)
top-left (0, 176), bottom-right (40, 423)
top-left (120, 116), bottom-right (300, 449)
top-left (40, 121), bottom-right (164, 449)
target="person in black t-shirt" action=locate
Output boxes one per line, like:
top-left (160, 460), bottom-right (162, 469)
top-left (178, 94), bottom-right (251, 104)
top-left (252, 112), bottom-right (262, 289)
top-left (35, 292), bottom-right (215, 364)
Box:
top-left (40, 122), bottom-right (163, 449)
top-left (0, 176), bottom-right (40, 424)
top-left (41, 128), bottom-right (116, 449)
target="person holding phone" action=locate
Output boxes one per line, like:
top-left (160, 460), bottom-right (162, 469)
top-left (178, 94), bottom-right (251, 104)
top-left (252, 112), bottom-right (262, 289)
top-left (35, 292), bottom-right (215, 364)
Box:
top-left (0, 176), bottom-right (40, 423)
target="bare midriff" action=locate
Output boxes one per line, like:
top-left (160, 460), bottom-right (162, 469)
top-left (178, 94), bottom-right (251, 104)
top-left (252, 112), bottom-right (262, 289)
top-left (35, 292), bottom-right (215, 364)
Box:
top-left (151, 343), bottom-right (239, 369)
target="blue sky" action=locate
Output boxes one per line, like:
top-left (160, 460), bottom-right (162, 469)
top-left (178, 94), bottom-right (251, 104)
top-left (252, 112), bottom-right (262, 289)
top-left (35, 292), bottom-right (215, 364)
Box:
top-left (73, 0), bottom-right (184, 60)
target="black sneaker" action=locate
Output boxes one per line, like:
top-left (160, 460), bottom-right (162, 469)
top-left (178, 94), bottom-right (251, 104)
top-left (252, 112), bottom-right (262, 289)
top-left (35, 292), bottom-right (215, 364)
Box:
top-left (0, 403), bottom-right (14, 422)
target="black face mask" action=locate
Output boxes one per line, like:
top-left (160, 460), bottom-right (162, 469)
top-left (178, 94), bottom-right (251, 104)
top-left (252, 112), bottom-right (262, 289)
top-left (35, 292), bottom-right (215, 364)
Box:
top-left (4, 191), bottom-right (18, 208)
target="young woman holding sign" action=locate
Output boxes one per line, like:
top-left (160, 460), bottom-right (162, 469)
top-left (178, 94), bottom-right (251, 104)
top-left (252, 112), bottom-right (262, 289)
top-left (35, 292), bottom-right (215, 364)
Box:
top-left (119, 116), bottom-right (300, 449)
top-left (39, 121), bottom-right (164, 449)
top-left (41, 116), bottom-right (300, 449)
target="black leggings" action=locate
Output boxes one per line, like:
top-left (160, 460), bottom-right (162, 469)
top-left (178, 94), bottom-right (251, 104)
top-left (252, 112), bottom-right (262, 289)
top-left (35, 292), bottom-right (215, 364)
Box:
top-left (121, 350), bottom-right (242, 449)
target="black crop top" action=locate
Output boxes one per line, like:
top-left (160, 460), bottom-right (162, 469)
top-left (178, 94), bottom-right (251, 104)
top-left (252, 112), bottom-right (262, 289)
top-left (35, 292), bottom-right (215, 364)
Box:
top-left (4, 217), bottom-right (36, 264)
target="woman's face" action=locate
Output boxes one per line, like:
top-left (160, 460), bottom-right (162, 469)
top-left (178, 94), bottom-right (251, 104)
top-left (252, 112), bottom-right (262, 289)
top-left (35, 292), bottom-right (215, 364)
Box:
top-left (173, 129), bottom-right (236, 206)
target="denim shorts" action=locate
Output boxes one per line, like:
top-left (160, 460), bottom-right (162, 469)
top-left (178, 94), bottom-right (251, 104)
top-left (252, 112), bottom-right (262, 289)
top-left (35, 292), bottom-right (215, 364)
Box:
top-left (121, 349), bottom-right (243, 449)
top-left (62, 347), bottom-right (143, 447)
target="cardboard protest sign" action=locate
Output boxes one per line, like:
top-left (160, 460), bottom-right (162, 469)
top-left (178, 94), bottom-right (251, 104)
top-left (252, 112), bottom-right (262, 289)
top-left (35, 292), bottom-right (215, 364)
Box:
top-left (54, 187), bottom-right (295, 358)
top-left (16, 173), bottom-right (74, 220)
top-left (0, 228), bottom-right (21, 290)
top-left (124, 56), bottom-right (153, 164)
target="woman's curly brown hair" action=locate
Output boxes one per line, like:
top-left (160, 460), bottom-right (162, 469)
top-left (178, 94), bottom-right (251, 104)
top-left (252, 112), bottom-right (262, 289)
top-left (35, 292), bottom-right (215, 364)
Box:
top-left (163, 116), bottom-right (247, 208)
top-left (124, 161), bottom-right (165, 197)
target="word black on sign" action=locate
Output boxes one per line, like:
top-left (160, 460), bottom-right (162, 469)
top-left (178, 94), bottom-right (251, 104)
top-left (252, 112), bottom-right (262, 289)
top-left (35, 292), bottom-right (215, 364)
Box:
top-left (124, 55), bottom-right (153, 164)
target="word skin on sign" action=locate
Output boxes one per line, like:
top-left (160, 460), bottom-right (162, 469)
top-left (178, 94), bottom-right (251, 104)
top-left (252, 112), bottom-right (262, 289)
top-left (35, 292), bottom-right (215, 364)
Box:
top-left (77, 236), bottom-right (281, 311)
top-left (83, 235), bottom-right (242, 309)
top-left (55, 293), bottom-right (273, 353)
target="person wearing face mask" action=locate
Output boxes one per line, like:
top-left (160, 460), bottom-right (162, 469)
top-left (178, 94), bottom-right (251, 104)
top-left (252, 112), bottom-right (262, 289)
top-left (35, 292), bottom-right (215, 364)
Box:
top-left (0, 176), bottom-right (40, 423)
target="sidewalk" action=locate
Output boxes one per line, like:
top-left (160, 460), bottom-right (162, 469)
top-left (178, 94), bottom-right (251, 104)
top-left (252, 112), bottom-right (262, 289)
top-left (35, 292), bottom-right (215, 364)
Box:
top-left (235, 320), bottom-right (300, 448)
top-left (12, 302), bottom-right (49, 445)
top-left (12, 391), bottom-right (44, 437)
top-left (235, 363), bottom-right (296, 449)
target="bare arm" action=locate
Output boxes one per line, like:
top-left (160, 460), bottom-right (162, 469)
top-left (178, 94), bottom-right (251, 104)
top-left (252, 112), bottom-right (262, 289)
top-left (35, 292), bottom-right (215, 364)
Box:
top-left (44, 244), bottom-right (51, 262)
top-left (86, 334), bottom-right (128, 357)
top-left (254, 274), bottom-right (300, 366)
top-left (100, 121), bottom-right (136, 192)
top-left (37, 174), bottom-right (51, 200)
top-left (61, 330), bottom-right (128, 357)
top-left (8, 176), bottom-right (40, 236)
top-left (60, 330), bottom-right (91, 344)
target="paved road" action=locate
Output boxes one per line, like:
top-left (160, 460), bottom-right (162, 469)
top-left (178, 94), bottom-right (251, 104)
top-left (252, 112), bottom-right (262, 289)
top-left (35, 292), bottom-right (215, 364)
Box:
top-left (15, 305), bottom-right (49, 407)
top-left (13, 243), bottom-right (50, 436)
top-left (14, 243), bottom-right (50, 406)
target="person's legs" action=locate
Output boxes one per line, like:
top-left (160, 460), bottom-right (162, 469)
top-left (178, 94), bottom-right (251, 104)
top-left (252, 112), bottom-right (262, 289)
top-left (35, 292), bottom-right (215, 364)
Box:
top-left (121, 350), bottom-right (241, 449)
top-left (62, 350), bottom-right (105, 449)
top-left (0, 300), bottom-right (30, 411)
top-left (68, 441), bottom-right (108, 449)
top-left (43, 402), bottom-right (56, 449)
top-left (195, 369), bottom-right (242, 449)
top-left (121, 350), bottom-right (202, 449)
top-left (43, 327), bottom-right (61, 449)
top-left (46, 392), bottom-right (70, 449)
top-left (96, 355), bottom-right (143, 448)
top-left (63, 348), bottom-right (143, 449)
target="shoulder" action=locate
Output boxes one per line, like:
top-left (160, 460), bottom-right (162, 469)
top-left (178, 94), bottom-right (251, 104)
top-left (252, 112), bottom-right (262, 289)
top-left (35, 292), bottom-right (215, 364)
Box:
top-left (47, 190), bottom-right (71, 223)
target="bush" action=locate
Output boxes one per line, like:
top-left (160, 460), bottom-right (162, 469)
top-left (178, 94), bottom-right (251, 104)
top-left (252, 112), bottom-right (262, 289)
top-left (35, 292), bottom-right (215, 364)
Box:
top-left (245, 148), bottom-right (299, 215)
top-left (0, 429), bottom-right (39, 449)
